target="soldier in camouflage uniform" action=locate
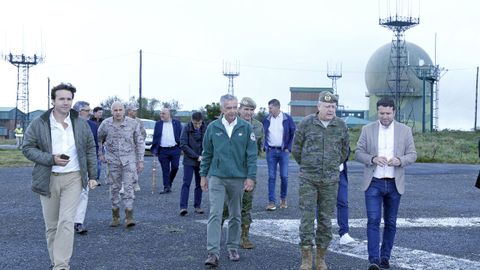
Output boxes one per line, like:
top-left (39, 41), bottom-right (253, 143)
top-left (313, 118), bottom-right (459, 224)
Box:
top-left (126, 103), bottom-right (146, 192)
top-left (222, 97), bottom-right (264, 249)
top-left (98, 101), bottom-right (145, 228)
top-left (292, 91), bottom-right (349, 270)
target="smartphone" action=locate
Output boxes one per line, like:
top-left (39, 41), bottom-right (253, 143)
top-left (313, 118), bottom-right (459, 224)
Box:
top-left (60, 154), bottom-right (70, 160)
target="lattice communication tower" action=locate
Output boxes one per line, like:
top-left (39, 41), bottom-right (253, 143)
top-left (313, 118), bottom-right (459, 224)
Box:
top-left (5, 53), bottom-right (44, 129)
top-left (327, 63), bottom-right (342, 95)
top-left (379, 0), bottom-right (419, 121)
top-left (223, 61), bottom-right (240, 96)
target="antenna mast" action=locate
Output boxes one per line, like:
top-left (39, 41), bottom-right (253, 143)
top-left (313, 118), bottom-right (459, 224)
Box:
top-left (379, 0), bottom-right (419, 122)
top-left (223, 61), bottom-right (240, 96)
top-left (4, 53), bottom-right (44, 130)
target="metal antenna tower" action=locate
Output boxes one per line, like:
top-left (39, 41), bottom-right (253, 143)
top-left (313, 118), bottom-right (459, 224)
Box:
top-left (223, 61), bottom-right (240, 96)
top-left (379, 0), bottom-right (419, 122)
top-left (327, 62), bottom-right (342, 94)
top-left (5, 53), bottom-right (44, 129)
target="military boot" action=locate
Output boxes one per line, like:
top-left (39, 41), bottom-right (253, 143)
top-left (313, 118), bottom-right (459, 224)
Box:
top-left (315, 247), bottom-right (327, 270)
top-left (110, 207), bottom-right (120, 227)
top-left (240, 224), bottom-right (255, 249)
top-left (299, 246), bottom-right (313, 270)
top-left (125, 208), bottom-right (136, 227)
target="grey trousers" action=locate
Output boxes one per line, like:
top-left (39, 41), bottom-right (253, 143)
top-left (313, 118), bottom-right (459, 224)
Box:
top-left (206, 176), bottom-right (244, 256)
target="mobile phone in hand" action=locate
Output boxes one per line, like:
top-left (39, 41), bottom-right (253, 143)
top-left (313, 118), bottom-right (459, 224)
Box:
top-left (60, 154), bottom-right (70, 160)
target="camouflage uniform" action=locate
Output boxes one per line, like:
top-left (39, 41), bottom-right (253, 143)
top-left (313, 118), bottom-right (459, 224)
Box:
top-left (128, 116), bottom-right (146, 188)
top-left (98, 117), bottom-right (145, 209)
top-left (292, 113), bottom-right (349, 248)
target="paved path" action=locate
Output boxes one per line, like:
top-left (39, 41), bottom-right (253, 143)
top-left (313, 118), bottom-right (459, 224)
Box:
top-left (0, 159), bottom-right (478, 269)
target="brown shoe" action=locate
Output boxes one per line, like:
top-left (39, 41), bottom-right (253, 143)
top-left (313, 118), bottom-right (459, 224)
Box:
top-left (228, 249), bottom-right (240, 261)
top-left (204, 252), bottom-right (219, 267)
top-left (280, 199), bottom-right (288, 209)
top-left (266, 202), bottom-right (276, 211)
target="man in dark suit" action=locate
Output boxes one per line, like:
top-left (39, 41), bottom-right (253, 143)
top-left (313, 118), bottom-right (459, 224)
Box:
top-left (151, 108), bottom-right (183, 194)
top-left (355, 97), bottom-right (417, 270)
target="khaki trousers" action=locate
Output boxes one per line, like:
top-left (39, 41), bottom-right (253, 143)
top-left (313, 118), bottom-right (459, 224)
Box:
top-left (40, 171), bottom-right (82, 270)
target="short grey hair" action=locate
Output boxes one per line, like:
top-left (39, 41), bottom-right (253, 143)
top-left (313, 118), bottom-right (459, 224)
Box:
top-left (220, 94), bottom-right (238, 108)
top-left (73, 101), bottom-right (90, 112)
top-left (111, 101), bottom-right (125, 110)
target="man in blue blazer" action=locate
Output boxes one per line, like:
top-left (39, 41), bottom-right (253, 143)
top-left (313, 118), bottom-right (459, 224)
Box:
top-left (151, 108), bottom-right (183, 194)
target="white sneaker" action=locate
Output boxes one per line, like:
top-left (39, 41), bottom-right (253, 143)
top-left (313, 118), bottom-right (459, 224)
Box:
top-left (133, 183), bottom-right (141, 192)
top-left (339, 233), bottom-right (356, 245)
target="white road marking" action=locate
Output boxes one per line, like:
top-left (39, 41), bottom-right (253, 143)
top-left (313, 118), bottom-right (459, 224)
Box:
top-left (198, 218), bottom-right (480, 269)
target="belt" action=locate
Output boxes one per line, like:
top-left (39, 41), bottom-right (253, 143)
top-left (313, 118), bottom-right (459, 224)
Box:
top-left (51, 171), bottom-right (78, 176)
top-left (268, 146), bottom-right (282, 150)
top-left (374, 177), bottom-right (395, 181)
top-left (160, 145), bottom-right (178, 149)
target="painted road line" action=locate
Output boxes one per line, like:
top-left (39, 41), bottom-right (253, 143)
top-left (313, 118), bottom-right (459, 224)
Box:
top-left (249, 219), bottom-right (480, 270)
top-left (197, 218), bottom-right (480, 269)
top-left (347, 217), bottom-right (480, 228)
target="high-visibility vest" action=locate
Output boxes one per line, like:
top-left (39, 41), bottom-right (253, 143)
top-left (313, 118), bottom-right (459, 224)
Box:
top-left (15, 128), bottom-right (23, 135)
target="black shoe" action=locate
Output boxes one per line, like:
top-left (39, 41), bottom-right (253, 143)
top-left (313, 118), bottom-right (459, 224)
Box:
top-left (179, 209), bottom-right (188, 216)
top-left (379, 258), bottom-right (390, 269)
top-left (74, 223), bottom-right (88, 234)
top-left (368, 263), bottom-right (380, 270)
top-left (205, 252), bottom-right (219, 267)
top-left (159, 188), bottom-right (171, 194)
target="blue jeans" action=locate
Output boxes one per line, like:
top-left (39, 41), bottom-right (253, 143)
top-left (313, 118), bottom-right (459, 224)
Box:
top-left (180, 165), bottom-right (202, 209)
top-left (158, 147), bottom-right (181, 189)
top-left (365, 178), bottom-right (401, 264)
top-left (337, 169), bottom-right (349, 236)
top-left (266, 148), bottom-right (289, 204)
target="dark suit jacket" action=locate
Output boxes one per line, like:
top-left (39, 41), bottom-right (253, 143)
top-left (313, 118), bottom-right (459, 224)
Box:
top-left (151, 119), bottom-right (182, 155)
top-left (355, 120), bottom-right (417, 194)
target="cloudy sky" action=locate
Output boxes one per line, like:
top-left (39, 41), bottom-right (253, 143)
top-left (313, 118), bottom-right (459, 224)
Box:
top-left (0, 0), bottom-right (479, 130)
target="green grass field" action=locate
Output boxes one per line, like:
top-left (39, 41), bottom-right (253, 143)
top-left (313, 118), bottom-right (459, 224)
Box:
top-left (0, 130), bottom-right (478, 167)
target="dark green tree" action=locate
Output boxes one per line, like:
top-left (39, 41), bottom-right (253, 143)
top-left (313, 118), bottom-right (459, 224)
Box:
top-left (255, 106), bottom-right (268, 123)
top-left (204, 102), bottom-right (221, 123)
top-left (100, 96), bottom-right (123, 118)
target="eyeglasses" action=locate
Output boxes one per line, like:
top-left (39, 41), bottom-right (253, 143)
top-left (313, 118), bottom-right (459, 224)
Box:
top-left (81, 109), bottom-right (92, 112)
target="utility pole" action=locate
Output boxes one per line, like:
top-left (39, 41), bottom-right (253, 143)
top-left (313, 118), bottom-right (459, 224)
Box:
top-left (47, 77), bottom-right (50, 110)
top-left (475, 66), bottom-right (479, 131)
top-left (139, 49), bottom-right (143, 118)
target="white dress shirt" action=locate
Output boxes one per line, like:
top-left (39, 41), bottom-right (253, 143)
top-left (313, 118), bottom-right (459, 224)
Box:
top-left (373, 121), bottom-right (395, 178)
top-left (50, 112), bottom-right (80, 173)
top-left (267, 112), bottom-right (284, 147)
top-left (221, 116), bottom-right (237, 138)
top-left (160, 121), bottom-right (177, 147)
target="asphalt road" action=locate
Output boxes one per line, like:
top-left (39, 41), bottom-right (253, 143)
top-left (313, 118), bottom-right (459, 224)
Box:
top-left (0, 158), bottom-right (479, 270)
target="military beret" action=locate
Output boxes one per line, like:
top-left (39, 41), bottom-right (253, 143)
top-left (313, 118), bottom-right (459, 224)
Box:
top-left (240, 97), bottom-right (257, 109)
top-left (318, 91), bottom-right (338, 103)
top-left (126, 103), bottom-right (139, 111)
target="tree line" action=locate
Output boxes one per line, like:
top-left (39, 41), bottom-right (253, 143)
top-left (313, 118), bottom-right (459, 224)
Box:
top-left (99, 96), bottom-right (268, 123)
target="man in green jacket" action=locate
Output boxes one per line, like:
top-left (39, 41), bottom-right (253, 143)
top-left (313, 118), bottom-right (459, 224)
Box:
top-left (200, 94), bottom-right (258, 268)
top-left (22, 83), bottom-right (98, 270)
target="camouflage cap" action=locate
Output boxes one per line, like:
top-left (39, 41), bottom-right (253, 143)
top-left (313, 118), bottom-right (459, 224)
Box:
top-left (240, 97), bottom-right (257, 109)
top-left (126, 103), bottom-right (139, 111)
top-left (318, 91), bottom-right (338, 103)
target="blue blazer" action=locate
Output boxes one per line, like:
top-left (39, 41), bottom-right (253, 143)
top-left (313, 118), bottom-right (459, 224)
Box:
top-left (151, 119), bottom-right (182, 155)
